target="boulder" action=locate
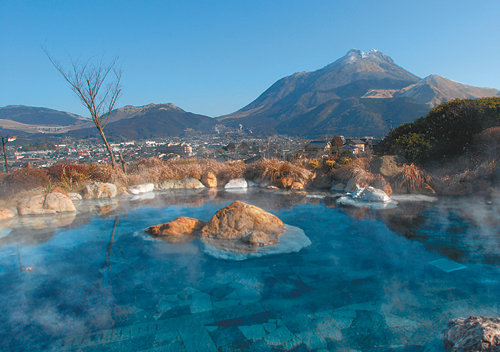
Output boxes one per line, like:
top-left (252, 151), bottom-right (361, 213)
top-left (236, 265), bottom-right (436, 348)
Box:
top-left (370, 155), bottom-right (406, 178)
top-left (309, 174), bottom-right (332, 189)
top-left (17, 192), bottom-right (76, 216)
top-left (83, 182), bottom-right (117, 199)
top-left (201, 201), bottom-right (285, 246)
top-left (44, 192), bottom-right (77, 213)
top-left (201, 172), bottom-right (217, 188)
top-left (157, 178), bottom-right (205, 190)
top-left (351, 186), bottom-right (392, 202)
top-left (146, 216), bottom-right (206, 244)
top-left (444, 316), bottom-right (500, 352)
top-left (68, 192), bottom-right (82, 201)
top-left (224, 178), bottom-right (248, 189)
top-left (17, 195), bottom-right (48, 216)
top-left (0, 207), bottom-right (15, 220)
top-left (128, 183), bottom-right (155, 195)
top-left (344, 178), bottom-right (359, 193)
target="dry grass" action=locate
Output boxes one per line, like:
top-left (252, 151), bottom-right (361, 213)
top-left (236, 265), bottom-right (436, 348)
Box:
top-left (244, 158), bottom-right (313, 185)
top-left (126, 157), bottom-right (245, 186)
top-left (0, 168), bottom-right (50, 197)
top-left (394, 163), bottom-right (435, 194)
top-left (331, 158), bottom-right (374, 186)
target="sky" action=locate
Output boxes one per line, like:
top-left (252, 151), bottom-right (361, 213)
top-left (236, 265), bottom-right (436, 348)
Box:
top-left (1, 0), bottom-right (500, 118)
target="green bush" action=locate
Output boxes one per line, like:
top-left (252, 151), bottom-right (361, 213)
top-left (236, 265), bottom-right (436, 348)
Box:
top-left (376, 97), bottom-right (500, 163)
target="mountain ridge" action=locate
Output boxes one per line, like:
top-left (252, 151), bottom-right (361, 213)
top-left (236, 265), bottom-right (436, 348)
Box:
top-left (218, 49), bottom-right (499, 137)
top-left (2, 49), bottom-right (499, 139)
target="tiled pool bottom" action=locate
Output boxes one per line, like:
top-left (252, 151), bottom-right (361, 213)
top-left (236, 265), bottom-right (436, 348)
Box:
top-left (0, 192), bottom-right (499, 351)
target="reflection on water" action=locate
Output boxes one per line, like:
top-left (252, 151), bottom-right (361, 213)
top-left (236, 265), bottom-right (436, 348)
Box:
top-left (0, 188), bottom-right (498, 351)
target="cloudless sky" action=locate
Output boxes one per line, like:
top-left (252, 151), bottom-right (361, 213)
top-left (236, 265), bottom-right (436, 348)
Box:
top-left (1, 0), bottom-right (499, 118)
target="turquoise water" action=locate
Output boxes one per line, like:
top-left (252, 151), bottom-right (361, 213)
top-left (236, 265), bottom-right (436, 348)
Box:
top-left (0, 190), bottom-right (499, 351)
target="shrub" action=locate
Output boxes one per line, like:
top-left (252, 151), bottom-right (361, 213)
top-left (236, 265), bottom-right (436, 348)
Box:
top-left (0, 168), bottom-right (50, 196)
top-left (325, 160), bottom-right (336, 169)
top-left (309, 159), bottom-right (321, 169)
top-left (376, 97), bottom-right (500, 163)
top-left (244, 158), bottom-right (312, 185)
top-left (332, 158), bottom-right (373, 186)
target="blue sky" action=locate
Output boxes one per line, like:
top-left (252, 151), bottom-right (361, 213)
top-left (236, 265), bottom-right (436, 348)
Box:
top-left (1, 0), bottom-right (499, 118)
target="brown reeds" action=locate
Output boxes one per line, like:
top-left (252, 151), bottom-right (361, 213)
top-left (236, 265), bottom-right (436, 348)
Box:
top-left (0, 168), bottom-right (50, 197)
top-left (331, 158), bottom-right (374, 187)
top-left (394, 163), bottom-right (435, 194)
top-left (244, 158), bottom-right (313, 185)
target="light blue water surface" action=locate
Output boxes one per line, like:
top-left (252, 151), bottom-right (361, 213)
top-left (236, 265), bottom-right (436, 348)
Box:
top-left (0, 189), bottom-right (498, 351)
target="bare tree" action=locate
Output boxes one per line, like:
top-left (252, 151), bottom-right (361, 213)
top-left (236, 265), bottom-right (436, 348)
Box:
top-left (45, 51), bottom-right (122, 168)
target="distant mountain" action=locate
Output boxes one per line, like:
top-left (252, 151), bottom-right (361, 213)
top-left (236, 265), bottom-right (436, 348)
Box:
top-left (69, 103), bottom-right (216, 139)
top-left (219, 49), bottom-right (500, 137)
top-left (0, 105), bottom-right (88, 126)
top-left (3, 50), bottom-right (499, 140)
top-left (394, 74), bottom-right (500, 106)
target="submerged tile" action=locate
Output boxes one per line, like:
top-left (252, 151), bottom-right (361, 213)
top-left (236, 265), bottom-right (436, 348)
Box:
top-left (238, 324), bottom-right (267, 340)
top-left (429, 258), bottom-right (466, 273)
top-left (296, 330), bottom-right (328, 349)
top-left (190, 292), bottom-right (212, 313)
top-left (264, 325), bottom-right (294, 346)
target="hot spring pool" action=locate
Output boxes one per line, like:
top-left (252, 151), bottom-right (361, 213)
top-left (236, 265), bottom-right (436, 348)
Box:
top-left (0, 189), bottom-right (498, 351)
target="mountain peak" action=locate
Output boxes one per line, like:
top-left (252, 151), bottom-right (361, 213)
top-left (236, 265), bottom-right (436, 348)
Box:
top-left (342, 48), bottom-right (394, 64)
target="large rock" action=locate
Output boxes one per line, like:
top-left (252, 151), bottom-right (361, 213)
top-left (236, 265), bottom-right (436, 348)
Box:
top-left (0, 207), bottom-right (15, 220)
top-left (157, 178), bottom-right (205, 190)
top-left (224, 178), bottom-right (248, 189)
top-left (370, 155), bottom-right (406, 178)
top-left (146, 216), bottom-right (206, 244)
top-left (17, 192), bottom-right (76, 216)
top-left (128, 183), bottom-right (155, 195)
top-left (83, 182), bottom-right (117, 199)
top-left (201, 172), bottom-right (217, 188)
top-left (351, 186), bottom-right (392, 202)
top-left (444, 316), bottom-right (500, 352)
top-left (68, 192), bottom-right (82, 201)
top-left (44, 192), bottom-right (77, 213)
top-left (201, 201), bottom-right (285, 249)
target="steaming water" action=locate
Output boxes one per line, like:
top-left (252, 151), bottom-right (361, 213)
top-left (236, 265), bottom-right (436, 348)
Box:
top-left (0, 189), bottom-right (498, 351)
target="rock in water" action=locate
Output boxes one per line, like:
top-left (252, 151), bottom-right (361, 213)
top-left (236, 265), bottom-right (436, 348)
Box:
top-left (44, 192), bottom-right (77, 213)
top-left (157, 178), bottom-right (205, 190)
top-left (444, 316), bottom-right (500, 352)
top-left (17, 192), bottom-right (76, 216)
top-left (224, 178), bottom-right (248, 189)
top-left (0, 207), bottom-right (15, 220)
top-left (351, 186), bottom-right (391, 202)
top-left (83, 182), bottom-right (118, 199)
top-left (203, 224), bottom-right (311, 260)
top-left (146, 217), bottom-right (206, 237)
top-left (68, 192), bottom-right (82, 201)
top-left (201, 201), bottom-right (285, 251)
top-left (128, 183), bottom-right (155, 195)
top-left (337, 186), bottom-right (398, 209)
top-left (201, 172), bottom-right (217, 188)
